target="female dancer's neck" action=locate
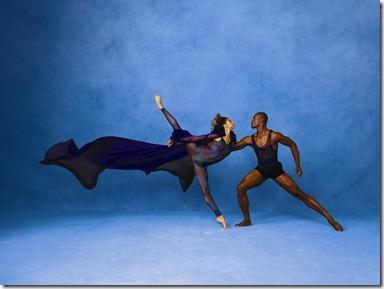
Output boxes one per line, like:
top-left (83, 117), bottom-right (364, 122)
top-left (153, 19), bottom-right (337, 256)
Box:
top-left (223, 128), bottom-right (232, 144)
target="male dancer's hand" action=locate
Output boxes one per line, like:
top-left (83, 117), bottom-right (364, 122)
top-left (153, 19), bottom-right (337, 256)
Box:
top-left (295, 167), bottom-right (303, 178)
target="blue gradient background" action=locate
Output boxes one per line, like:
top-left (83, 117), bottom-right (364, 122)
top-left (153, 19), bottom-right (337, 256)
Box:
top-left (0, 0), bottom-right (379, 217)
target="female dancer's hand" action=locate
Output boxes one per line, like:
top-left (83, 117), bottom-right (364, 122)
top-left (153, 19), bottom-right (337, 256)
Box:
top-left (166, 139), bottom-right (174, 147)
top-left (154, 95), bottom-right (164, 110)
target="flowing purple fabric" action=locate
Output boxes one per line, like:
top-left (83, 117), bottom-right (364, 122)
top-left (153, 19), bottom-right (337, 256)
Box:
top-left (39, 136), bottom-right (195, 192)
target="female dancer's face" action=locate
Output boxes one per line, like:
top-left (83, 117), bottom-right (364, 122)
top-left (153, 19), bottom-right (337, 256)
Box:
top-left (224, 119), bottom-right (235, 130)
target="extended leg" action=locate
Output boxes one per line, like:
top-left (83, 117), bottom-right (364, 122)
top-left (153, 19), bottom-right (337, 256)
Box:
top-left (236, 169), bottom-right (265, 227)
top-left (274, 173), bottom-right (343, 231)
top-left (160, 108), bottom-right (181, 130)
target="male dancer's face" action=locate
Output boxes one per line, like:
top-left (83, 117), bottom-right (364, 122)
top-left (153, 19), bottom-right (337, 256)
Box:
top-left (251, 114), bottom-right (267, 129)
top-left (251, 115), bottom-right (260, 128)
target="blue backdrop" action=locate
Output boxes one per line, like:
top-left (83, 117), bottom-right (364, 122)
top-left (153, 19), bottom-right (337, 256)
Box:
top-left (0, 0), bottom-right (379, 217)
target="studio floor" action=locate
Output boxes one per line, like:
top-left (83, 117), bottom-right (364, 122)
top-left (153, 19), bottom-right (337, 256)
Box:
top-left (0, 210), bottom-right (379, 285)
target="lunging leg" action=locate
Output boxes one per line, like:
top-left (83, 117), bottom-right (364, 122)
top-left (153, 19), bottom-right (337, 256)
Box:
top-left (236, 169), bottom-right (265, 227)
top-left (274, 173), bottom-right (343, 231)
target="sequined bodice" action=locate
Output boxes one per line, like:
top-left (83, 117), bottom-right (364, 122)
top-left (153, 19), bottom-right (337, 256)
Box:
top-left (208, 139), bottom-right (231, 161)
top-left (194, 138), bottom-right (231, 166)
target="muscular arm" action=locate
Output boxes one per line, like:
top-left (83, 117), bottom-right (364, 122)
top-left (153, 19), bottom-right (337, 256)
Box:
top-left (231, 136), bottom-right (252, 151)
top-left (274, 132), bottom-right (302, 176)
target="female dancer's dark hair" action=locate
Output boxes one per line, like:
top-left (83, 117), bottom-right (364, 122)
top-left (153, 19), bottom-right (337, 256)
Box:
top-left (211, 113), bottom-right (237, 147)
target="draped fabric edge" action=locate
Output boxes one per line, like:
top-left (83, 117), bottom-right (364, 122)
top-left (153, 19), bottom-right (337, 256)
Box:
top-left (39, 138), bottom-right (195, 192)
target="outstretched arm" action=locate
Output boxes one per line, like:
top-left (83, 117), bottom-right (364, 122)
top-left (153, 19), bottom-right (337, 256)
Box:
top-left (180, 132), bottom-right (221, 143)
top-left (155, 95), bottom-right (181, 130)
top-left (231, 136), bottom-right (252, 151)
top-left (274, 132), bottom-right (302, 177)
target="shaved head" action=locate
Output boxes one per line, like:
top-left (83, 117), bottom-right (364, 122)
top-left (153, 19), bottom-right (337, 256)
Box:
top-left (253, 112), bottom-right (268, 124)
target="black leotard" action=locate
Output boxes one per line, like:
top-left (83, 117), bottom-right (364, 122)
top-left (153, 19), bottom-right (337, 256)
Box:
top-left (252, 130), bottom-right (284, 179)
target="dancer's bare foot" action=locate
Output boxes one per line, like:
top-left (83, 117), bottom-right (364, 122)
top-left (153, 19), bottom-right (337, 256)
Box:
top-left (216, 215), bottom-right (230, 229)
top-left (329, 219), bottom-right (343, 231)
top-left (235, 219), bottom-right (252, 227)
top-left (154, 95), bottom-right (164, 110)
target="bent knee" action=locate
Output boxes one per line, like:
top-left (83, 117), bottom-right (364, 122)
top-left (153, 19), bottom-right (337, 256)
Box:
top-left (199, 185), bottom-right (211, 195)
top-left (237, 183), bottom-right (247, 195)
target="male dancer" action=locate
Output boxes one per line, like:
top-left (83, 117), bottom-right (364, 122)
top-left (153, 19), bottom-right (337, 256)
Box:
top-left (232, 112), bottom-right (343, 231)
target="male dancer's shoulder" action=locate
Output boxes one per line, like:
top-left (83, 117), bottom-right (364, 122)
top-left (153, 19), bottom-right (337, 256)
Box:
top-left (270, 130), bottom-right (283, 139)
top-left (242, 135), bottom-right (254, 144)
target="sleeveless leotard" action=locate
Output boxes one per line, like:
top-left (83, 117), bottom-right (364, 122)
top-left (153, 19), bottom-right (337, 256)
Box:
top-left (251, 130), bottom-right (284, 179)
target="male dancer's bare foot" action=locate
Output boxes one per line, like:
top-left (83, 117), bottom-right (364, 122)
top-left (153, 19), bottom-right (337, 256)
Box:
top-left (329, 219), bottom-right (343, 232)
top-left (235, 219), bottom-right (252, 227)
top-left (216, 215), bottom-right (230, 229)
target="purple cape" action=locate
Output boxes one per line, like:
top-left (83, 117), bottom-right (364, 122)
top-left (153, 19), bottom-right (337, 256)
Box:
top-left (39, 136), bottom-right (195, 192)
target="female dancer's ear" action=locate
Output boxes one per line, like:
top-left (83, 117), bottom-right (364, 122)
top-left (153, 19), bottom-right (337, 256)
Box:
top-left (154, 95), bottom-right (164, 110)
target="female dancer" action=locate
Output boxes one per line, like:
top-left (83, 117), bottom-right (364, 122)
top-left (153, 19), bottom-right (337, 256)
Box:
top-left (40, 95), bottom-right (236, 228)
top-left (155, 95), bottom-right (236, 228)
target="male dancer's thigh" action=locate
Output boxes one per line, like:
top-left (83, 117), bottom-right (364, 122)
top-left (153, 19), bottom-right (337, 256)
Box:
top-left (239, 168), bottom-right (266, 190)
top-left (273, 173), bottom-right (300, 193)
